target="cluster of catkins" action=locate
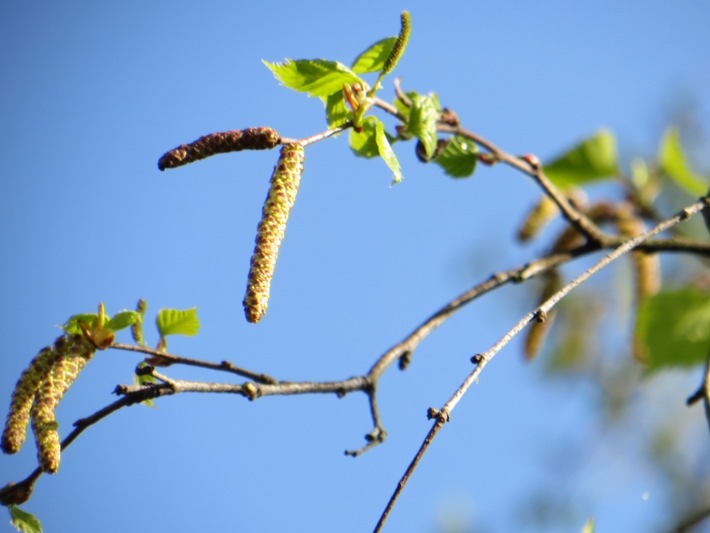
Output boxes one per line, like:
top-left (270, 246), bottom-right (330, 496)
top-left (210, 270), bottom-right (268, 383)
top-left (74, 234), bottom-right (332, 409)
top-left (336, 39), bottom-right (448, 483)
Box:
top-left (158, 127), bottom-right (305, 324)
top-left (2, 333), bottom-right (97, 473)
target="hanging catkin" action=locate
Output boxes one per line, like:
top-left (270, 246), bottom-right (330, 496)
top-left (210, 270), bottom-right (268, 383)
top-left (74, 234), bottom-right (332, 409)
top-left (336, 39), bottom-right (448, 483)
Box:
top-left (243, 143), bottom-right (304, 323)
top-left (158, 127), bottom-right (280, 170)
top-left (30, 333), bottom-right (96, 473)
top-left (1, 344), bottom-right (61, 454)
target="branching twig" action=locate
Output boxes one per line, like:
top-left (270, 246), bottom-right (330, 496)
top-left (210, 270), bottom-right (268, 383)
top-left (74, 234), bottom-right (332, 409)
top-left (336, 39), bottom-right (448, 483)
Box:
top-left (373, 197), bottom-right (709, 533)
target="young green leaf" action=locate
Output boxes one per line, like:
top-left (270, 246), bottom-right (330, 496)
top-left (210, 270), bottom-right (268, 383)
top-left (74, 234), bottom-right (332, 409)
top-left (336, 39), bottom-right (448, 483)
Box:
top-left (636, 287), bottom-right (710, 373)
top-left (349, 117), bottom-right (380, 158)
top-left (106, 311), bottom-right (141, 332)
top-left (156, 308), bottom-right (200, 337)
top-left (352, 37), bottom-right (397, 74)
top-left (543, 129), bottom-right (619, 187)
top-left (62, 313), bottom-right (99, 335)
top-left (325, 91), bottom-right (351, 128)
top-left (658, 127), bottom-right (708, 196)
top-left (263, 59), bottom-right (362, 99)
top-left (404, 93), bottom-right (439, 159)
top-left (433, 136), bottom-right (478, 178)
top-left (374, 118), bottom-right (403, 184)
top-left (9, 505), bottom-right (43, 533)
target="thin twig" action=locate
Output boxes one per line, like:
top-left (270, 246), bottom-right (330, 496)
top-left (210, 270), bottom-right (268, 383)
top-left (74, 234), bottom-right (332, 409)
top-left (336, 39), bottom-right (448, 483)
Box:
top-left (373, 197), bottom-right (708, 533)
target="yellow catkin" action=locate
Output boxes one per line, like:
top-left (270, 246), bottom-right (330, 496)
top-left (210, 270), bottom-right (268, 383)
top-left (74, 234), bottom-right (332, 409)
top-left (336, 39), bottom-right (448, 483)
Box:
top-left (158, 127), bottom-right (280, 170)
top-left (30, 334), bottom-right (96, 473)
top-left (1, 343), bottom-right (61, 454)
top-left (517, 196), bottom-right (559, 242)
top-left (243, 143), bottom-right (304, 323)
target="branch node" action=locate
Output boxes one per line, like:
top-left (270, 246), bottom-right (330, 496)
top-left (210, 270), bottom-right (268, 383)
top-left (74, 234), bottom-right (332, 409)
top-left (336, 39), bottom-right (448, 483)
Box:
top-left (534, 309), bottom-right (548, 323)
top-left (242, 382), bottom-right (261, 401)
top-left (398, 350), bottom-right (412, 370)
top-left (470, 353), bottom-right (484, 365)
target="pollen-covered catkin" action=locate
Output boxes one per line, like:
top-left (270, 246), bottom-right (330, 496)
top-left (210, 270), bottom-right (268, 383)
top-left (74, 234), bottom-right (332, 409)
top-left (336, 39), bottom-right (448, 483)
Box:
top-left (243, 143), bottom-right (304, 323)
top-left (1, 344), bottom-right (61, 454)
top-left (158, 127), bottom-right (280, 170)
top-left (30, 334), bottom-right (96, 473)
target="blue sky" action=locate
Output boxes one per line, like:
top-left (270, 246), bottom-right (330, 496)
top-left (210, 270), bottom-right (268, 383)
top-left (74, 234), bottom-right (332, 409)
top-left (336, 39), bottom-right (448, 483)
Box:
top-left (1, 2), bottom-right (710, 532)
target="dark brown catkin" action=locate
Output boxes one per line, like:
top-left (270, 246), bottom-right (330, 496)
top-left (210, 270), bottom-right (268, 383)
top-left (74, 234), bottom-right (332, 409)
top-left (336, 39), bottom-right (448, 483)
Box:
top-left (30, 334), bottom-right (96, 473)
top-left (158, 127), bottom-right (280, 170)
top-left (1, 342), bottom-right (62, 454)
top-left (243, 143), bottom-right (305, 323)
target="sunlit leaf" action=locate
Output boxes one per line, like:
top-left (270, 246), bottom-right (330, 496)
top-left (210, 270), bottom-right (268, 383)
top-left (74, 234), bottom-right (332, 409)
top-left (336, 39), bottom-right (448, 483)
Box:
top-left (636, 288), bottom-right (710, 372)
top-left (9, 505), bottom-right (43, 533)
top-left (374, 118), bottom-right (403, 184)
top-left (325, 91), bottom-right (350, 128)
top-left (349, 117), bottom-right (380, 158)
top-left (106, 311), bottom-right (141, 332)
top-left (156, 308), bottom-right (200, 337)
top-left (406, 93), bottom-right (439, 159)
top-left (62, 313), bottom-right (99, 335)
top-left (433, 136), bottom-right (478, 178)
top-left (352, 37), bottom-right (397, 74)
top-left (658, 127), bottom-right (708, 196)
top-left (263, 59), bottom-right (362, 99)
top-left (543, 129), bottom-right (619, 187)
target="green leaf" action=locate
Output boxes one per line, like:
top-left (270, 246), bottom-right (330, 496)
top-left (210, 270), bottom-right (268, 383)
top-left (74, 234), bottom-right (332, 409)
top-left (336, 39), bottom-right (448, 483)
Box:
top-left (406, 93), bottom-right (439, 159)
top-left (9, 505), bottom-right (43, 533)
top-left (106, 311), bottom-right (140, 332)
top-left (349, 117), bottom-right (380, 158)
top-left (374, 118), bottom-right (403, 184)
top-left (263, 59), bottom-right (362, 99)
top-left (543, 129), bottom-right (619, 187)
top-left (352, 37), bottom-right (397, 74)
top-left (62, 313), bottom-right (99, 335)
top-left (156, 308), bottom-right (200, 337)
top-left (636, 287), bottom-right (710, 372)
top-left (433, 136), bottom-right (478, 178)
top-left (658, 127), bottom-right (708, 196)
top-left (325, 91), bottom-right (350, 128)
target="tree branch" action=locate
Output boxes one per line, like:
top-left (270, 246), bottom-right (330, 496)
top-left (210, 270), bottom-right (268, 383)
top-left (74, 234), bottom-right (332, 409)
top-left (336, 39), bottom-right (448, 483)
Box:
top-left (373, 196), bottom-right (709, 533)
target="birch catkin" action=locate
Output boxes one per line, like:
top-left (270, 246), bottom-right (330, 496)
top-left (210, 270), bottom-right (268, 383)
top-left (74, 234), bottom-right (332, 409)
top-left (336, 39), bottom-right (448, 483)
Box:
top-left (243, 143), bottom-right (304, 323)
top-left (158, 127), bottom-right (280, 170)
top-left (1, 344), bottom-right (61, 454)
top-left (30, 334), bottom-right (96, 473)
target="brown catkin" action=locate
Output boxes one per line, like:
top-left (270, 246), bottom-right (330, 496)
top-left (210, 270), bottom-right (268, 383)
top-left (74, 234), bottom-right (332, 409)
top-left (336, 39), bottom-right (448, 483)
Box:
top-left (158, 127), bottom-right (280, 170)
top-left (1, 343), bottom-right (62, 454)
top-left (30, 334), bottom-right (96, 473)
top-left (243, 143), bottom-right (304, 323)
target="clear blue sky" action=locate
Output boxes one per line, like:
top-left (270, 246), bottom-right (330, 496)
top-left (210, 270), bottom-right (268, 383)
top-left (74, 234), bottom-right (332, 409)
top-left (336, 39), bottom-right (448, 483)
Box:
top-left (1, 2), bottom-right (709, 532)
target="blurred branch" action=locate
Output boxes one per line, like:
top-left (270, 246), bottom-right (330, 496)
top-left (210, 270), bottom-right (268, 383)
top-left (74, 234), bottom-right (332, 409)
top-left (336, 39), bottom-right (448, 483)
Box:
top-left (374, 196), bottom-right (709, 533)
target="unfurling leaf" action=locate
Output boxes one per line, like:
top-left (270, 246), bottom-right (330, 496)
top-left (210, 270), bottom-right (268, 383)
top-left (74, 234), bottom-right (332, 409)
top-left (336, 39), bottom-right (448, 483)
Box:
top-left (105, 311), bottom-right (141, 332)
top-left (404, 93), bottom-right (439, 159)
top-left (9, 505), bottom-right (43, 533)
top-left (658, 127), bottom-right (708, 196)
top-left (543, 129), bottom-right (618, 187)
top-left (156, 308), bottom-right (200, 337)
top-left (374, 119), bottom-right (403, 184)
top-left (433, 135), bottom-right (478, 178)
top-left (636, 288), bottom-right (710, 372)
top-left (244, 144), bottom-right (305, 323)
top-left (158, 128), bottom-right (280, 171)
